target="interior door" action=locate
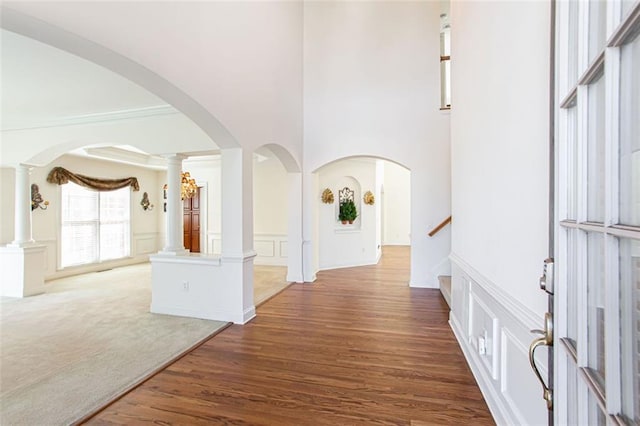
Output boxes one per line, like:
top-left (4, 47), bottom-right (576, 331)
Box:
top-left (183, 187), bottom-right (200, 253)
top-left (553, 1), bottom-right (640, 424)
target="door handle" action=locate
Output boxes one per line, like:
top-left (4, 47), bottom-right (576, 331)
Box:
top-left (529, 312), bottom-right (553, 410)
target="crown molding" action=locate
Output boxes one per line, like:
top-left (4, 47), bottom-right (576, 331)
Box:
top-left (2, 104), bottom-right (178, 132)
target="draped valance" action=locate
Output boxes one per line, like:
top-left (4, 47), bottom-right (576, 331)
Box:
top-left (46, 167), bottom-right (140, 192)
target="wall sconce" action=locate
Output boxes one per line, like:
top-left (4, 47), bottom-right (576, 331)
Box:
top-left (321, 188), bottom-right (334, 204)
top-left (140, 192), bottom-right (154, 211)
top-left (363, 191), bottom-right (375, 205)
top-left (31, 184), bottom-right (49, 210)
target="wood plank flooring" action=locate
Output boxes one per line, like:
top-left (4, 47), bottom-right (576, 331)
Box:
top-left (86, 247), bottom-right (494, 425)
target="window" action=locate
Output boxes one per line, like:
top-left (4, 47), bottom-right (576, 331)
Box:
top-left (440, 11), bottom-right (451, 109)
top-left (61, 183), bottom-right (131, 267)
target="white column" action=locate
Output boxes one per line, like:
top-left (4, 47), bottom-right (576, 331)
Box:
top-left (221, 147), bottom-right (256, 323)
top-left (302, 171), bottom-right (319, 282)
top-left (286, 172), bottom-right (304, 283)
top-left (161, 155), bottom-right (187, 254)
top-left (10, 164), bottom-right (34, 247)
top-left (221, 148), bottom-right (253, 256)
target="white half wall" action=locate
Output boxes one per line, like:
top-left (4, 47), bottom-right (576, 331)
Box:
top-left (450, 255), bottom-right (548, 426)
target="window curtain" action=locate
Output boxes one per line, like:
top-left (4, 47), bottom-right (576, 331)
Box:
top-left (46, 167), bottom-right (140, 192)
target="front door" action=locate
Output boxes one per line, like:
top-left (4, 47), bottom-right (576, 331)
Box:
top-left (183, 187), bottom-right (200, 253)
top-left (553, 1), bottom-right (640, 424)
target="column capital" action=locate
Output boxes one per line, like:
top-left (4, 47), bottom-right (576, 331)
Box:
top-left (163, 154), bottom-right (188, 164)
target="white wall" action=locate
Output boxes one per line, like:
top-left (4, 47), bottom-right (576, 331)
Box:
top-left (382, 161), bottom-right (411, 245)
top-left (253, 154), bottom-right (289, 266)
top-left (186, 154), bottom-right (290, 266)
top-left (1, 113), bottom-right (216, 168)
top-left (14, 155), bottom-right (166, 280)
top-left (317, 158), bottom-right (380, 270)
top-left (0, 168), bottom-right (15, 245)
top-left (449, 1), bottom-right (550, 424)
top-left (3, 1), bottom-right (303, 160)
top-left (304, 1), bottom-right (451, 287)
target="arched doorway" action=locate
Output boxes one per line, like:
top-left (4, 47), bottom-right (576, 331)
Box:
top-left (313, 156), bottom-right (411, 277)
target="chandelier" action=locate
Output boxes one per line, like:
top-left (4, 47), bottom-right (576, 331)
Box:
top-left (180, 171), bottom-right (198, 200)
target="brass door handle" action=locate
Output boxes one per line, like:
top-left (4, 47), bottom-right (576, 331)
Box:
top-left (529, 312), bottom-right (553, 409)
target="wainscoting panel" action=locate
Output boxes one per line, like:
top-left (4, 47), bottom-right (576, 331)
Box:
top-left (39, 239), bottom-right (57, 277)
top-left (208, 233), bottom-right (287, 266)
top-left (449, 253), bottom-right (548, 426)
top-left (255, 240), bottom-right (275, 258)
top-left (133, 232), bottom-right (159, 255)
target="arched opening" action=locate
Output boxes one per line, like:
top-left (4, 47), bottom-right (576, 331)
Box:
top-left (0, 9), bottom-right (239, 152)
top-left (312, 156), bottom-right (411, 281)
top-left (252, 144), bottom-right (301, 304)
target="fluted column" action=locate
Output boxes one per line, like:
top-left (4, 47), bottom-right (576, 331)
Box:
top-left (161, 155), bottom-right (187, 254)
top-left (10, 164), bottom-right (34, 247)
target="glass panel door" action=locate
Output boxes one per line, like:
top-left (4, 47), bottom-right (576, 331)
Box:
top-left (556, 0), bottom-right (640, 424)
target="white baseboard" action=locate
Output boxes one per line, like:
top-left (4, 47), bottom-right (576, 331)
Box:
top-left (319, 259), bottom-right (379, 271)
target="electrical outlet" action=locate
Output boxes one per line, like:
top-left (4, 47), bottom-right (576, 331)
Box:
top-left (478, 336), bottom-right (486, 355)
top-left (182, 281), bottom-right (189, 292)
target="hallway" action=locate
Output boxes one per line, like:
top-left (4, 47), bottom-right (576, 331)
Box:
top-left (88, 247), bottom-right (494, 425)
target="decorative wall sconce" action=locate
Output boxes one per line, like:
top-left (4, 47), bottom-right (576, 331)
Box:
top-left (363, 191), bottom-right (375, 205)
top-left (31, 184), bottom-right (49, 210)
top-left (321, 188), bottom-right (334, 204)
top-left (140, 192), bottom-right (154, 211)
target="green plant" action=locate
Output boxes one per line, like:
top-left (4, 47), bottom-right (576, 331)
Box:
top-left (339, 200), bottom-right (358, 222)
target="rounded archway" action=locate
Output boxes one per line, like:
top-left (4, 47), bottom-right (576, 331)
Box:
top-left (313, 156), bottom-right (411, 275)
top-left (1, 7), bottom-right (239, 158)
top-left (252, 144), bottom-right (302, 303)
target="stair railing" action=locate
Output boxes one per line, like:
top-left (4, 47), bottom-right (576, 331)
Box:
top-left (427, 216), bottom-right (452, 237)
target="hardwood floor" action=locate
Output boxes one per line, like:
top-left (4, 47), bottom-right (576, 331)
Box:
top-left (86, 246), bottom-right (494, 425)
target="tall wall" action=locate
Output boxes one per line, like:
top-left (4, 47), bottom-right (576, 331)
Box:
top-left (450, 1), bottom-right (551, 424)
top-left (303, 1), bottom-right (451, 286)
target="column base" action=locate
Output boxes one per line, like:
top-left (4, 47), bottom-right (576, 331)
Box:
top-left (0, 245), bottom-right (46, 297)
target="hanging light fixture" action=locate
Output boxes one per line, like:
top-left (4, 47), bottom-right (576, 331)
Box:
top-left (181, 171), bottom-right (198, 200)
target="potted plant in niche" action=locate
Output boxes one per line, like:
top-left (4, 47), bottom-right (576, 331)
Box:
top-left (339, 200), bottom-right (358, 224)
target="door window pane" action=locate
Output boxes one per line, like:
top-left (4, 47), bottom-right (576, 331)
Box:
top-left (588, 0), bottom-right (607, 65)
top-left (568, 0), bottom-right (580, 83)
top-left (588, 389), bottom-right (607, 425)
top-left (567, 106), bottom-right (578, 220)
top-left (588, 76), bottom-right (606, 222)
top-left (620, 33), bottom-right (640, 226)
top-left (622, 0), bottom-right (637, 19)
top-left (620, 238), bottom-right (640, 424)
top-left (587, 232), bottom-right (606, 386)
top-left (567, 229), bottom-right (579, 345)
top-left (567, 354), bottom-right (580, 424)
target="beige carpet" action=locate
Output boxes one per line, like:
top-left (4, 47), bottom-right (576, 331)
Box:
top-left (0, 263), bottom-right (227, 426)
top-left (254, 265), bottom-right (290, 306)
